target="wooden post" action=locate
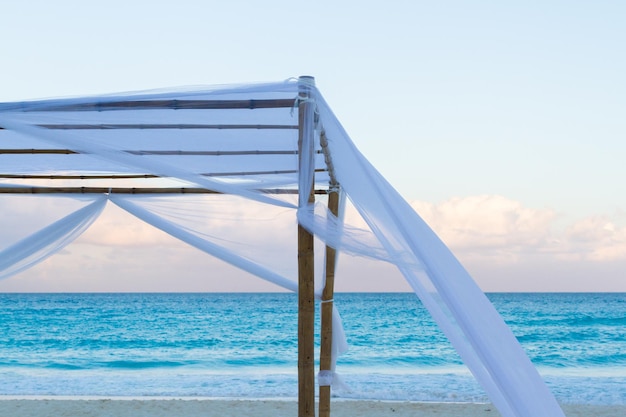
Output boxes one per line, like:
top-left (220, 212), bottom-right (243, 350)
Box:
top-left (297, 75), bottom-right (316, 417)
top-left (319, 188), bottom-right (340, 417)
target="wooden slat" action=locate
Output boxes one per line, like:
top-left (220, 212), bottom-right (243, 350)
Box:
top-left (205, 168), bottom-right (328, 177)
top-left (0, 174), bottom-right (158, 180)
top-left (37, 123), bottom-right (298, 130)
top-left (127, 150), bottom-right (313, 156)
top-left (0, 149), bottom-right (307, 156)
top-left (0, 186), bottom-right (329, 195)
top-left (0, 149), bottom-right (78, 154)
top-left (0, 187), bottom-right (221, 194)
top-left (0, 168), bottom-right (328, 180)
top-left (3, 98), bottom-right (296, 112)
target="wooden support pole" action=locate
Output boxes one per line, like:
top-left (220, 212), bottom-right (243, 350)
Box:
top-left (298, 199), bottom-right (315, 417)
top-left (297, 75), bottom-right (316, 417)
top-left (319, 188), bottom-right (340, 417)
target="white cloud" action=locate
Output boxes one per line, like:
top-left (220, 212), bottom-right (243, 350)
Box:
top-left (401, 195), bottom-right (626, 292)
top-left (410, 195), bottom-right (557, 258)
top-left (564, 216), bottom-right (626, 261)
top-left (409, 194), bottom-right (626, 271)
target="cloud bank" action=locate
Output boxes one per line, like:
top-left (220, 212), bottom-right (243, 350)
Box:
top-left (410, 195), bottom-right (626, 263)
top-left (409, 195), bottom-right (626, 291)
top-left (1, 194), bottom-right (625, 292)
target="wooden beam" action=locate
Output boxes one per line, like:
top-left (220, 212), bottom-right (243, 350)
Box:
top-left (0, 187), bottom-right (329, 195)
top-left (0, 174), bottom-right (159, 180)
top-left (36, 123), bottom-right (298, 130)
top-left (0, 149), bottom-right (78, 154)
top-left (126, 150), bottom-right (305, 156)
top-left (0, 149), bottom-right (308, 156)
top-left (126, 150), bottom-right (322, 156)
top-left (297, 76), bottom-right (316, 417)
top-left (0, 187), bottom-right (217, 194)
top-left (2, 98), bottom-right (296, 113)
top-left (0, 168), bottom-right (328, 180)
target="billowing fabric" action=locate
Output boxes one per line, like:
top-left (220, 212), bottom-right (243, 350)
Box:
top-left (0, 79), bottom-right (565, 417)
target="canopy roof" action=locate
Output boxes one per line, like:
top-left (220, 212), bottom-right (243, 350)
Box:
top-left (0, 79), bottom-right (330, 198)
top-left (0, 78), bottom-right (565, 417)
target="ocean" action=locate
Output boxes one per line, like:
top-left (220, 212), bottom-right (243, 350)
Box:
top-left (0, 292), bottom-right (624, 405)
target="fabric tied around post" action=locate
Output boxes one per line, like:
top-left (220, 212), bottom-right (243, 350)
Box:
top-left (317, 370), bottom-right (350, 392)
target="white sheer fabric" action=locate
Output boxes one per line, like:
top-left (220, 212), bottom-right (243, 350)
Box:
top-left (313, 91), bottom-right (565, 417)
top-left (0, 79), bottom-right (565, 417)
top-left (0, 196), bottom-right (106, 280)
top-left (109, 195), bottom-right (298, 292)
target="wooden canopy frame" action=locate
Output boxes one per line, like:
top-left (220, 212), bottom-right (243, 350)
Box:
top-left (0, 76), bottom-right (339, 417)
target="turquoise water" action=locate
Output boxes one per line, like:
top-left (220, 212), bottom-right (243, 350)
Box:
top-left (0, 292), bottom-right (624, 404)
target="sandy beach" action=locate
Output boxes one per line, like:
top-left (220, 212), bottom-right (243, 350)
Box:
top-left (0, 398), bottom-right (622, 417)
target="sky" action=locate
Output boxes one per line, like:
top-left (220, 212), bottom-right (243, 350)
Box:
top-left (0, 0), bottom-right (625, 292)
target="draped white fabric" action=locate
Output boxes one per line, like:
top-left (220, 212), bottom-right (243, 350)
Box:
top-left (0, 196), bottom-right (106, 280)
top-left (109, 195), bottom-right (298, 293)
top-left (0, 79), bottom-right (564, 417)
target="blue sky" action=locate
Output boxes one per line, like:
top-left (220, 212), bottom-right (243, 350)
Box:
top-left (1, 1), bottom-right (625, 292)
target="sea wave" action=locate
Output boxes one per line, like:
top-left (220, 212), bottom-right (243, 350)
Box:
top-left (1, 292), bottom-right (625, 404)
